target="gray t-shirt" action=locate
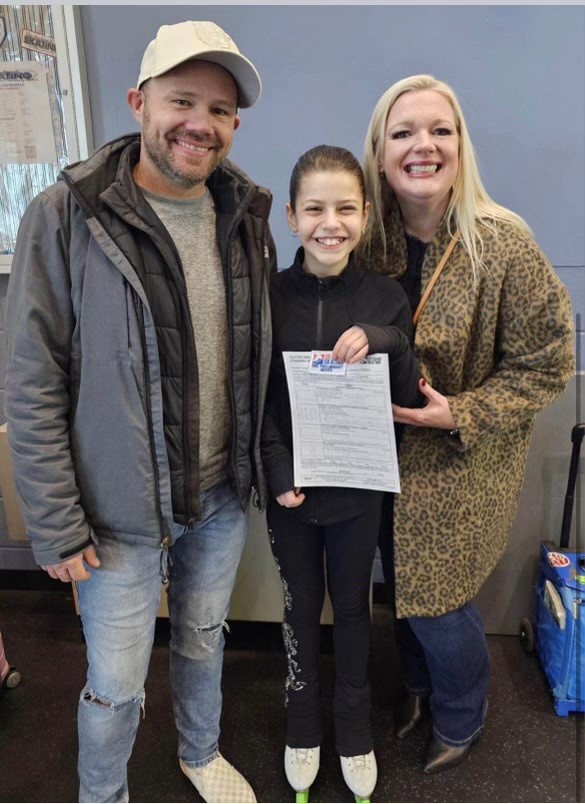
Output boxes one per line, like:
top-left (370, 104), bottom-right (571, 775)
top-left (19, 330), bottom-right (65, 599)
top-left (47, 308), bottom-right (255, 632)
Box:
top-left (144, 188), bottom-right (230, 491)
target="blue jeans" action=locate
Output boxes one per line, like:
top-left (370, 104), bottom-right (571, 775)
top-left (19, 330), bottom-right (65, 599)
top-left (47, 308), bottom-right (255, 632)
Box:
top-left (378, 493), bottom-right (489, 746)
top-left (76, 480), bottom-right (248, 802)
top-left (395, 605), bottom-right (490, 746)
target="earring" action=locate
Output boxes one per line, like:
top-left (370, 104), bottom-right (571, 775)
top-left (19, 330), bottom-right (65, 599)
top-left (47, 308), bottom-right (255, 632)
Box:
top-left (291, 230), bottom-right (298, 237)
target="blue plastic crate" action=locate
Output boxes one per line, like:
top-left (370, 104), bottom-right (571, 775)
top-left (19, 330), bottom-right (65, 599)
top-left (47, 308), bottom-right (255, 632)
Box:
top-left (533, 543), bottom-right (585, 716)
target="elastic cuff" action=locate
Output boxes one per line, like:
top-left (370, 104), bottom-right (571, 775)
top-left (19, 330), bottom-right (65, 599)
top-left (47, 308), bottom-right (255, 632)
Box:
top-left (59, 536), bottom-right (93, 559)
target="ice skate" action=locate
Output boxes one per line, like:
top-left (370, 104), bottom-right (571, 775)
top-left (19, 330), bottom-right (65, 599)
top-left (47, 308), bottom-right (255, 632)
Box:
top-left (285, 745), bottom-right (320, 802)
top-left (340, 750), bottom-right (377, 802)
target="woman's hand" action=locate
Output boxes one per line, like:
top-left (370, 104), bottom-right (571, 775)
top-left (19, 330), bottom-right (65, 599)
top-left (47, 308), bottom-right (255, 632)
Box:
top-left (332, 326), bottom-right (369, 364)
top-left (392, 378), bottom-right (456, 430)
top-left (276, 488), bottom-right (306, 508)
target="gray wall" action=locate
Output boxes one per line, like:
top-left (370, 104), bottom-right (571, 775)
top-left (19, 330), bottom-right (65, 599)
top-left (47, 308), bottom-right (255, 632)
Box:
top-left (0, 5), bottom-right (583, 633)
top-left (79, 4), bottom-right (585, 336)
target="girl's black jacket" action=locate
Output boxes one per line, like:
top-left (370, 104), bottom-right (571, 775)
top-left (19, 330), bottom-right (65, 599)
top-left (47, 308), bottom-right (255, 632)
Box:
top-left (261, 248), bottom-right (423, 525)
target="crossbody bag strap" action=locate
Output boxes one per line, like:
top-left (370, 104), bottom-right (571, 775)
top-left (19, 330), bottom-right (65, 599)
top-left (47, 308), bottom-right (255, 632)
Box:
top-left (412, 232), bottom-right (460, 327)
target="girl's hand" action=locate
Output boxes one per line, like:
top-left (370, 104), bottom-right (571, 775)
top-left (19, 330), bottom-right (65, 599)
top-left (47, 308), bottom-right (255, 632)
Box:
top-left (276, 488), bottom-right (306, 508)
top-left (392, 378), bottom-right (456, 430)
top-left (332, 326), bottom-right (369, 364)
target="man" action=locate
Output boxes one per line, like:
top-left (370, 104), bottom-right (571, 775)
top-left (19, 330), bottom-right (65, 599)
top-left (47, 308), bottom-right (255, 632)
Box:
top-left (5, 21), bottom-right (274, 803)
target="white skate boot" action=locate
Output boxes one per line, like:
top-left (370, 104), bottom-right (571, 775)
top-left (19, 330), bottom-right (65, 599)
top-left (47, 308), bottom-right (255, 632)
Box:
top-left (340, 750), bottom-right (377, 802)
top-left (285, 745), bottom-right (320, 802)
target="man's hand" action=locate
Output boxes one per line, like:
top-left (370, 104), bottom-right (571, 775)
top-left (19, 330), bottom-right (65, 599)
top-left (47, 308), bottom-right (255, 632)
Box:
top-left (276, 488), bottom-right (306, 508)
top-left (332, 326), bottom-right (369, 364)
top-left (41, 546), bottom-right (101, 583)
top-left (392, 378), bottom-right (456, 430)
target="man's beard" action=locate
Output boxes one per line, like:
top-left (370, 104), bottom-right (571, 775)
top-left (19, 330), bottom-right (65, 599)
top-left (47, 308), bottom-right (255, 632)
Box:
top-left (142, 131), bottom-right (225, 190)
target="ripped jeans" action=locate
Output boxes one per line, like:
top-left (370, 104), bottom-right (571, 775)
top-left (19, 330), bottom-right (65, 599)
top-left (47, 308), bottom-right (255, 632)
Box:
top-left (77, 480), bottom-right (248, 802)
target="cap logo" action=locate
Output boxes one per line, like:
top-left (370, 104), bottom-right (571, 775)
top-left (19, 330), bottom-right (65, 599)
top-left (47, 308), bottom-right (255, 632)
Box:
top-left (196, 26), bottom-right (233, 50)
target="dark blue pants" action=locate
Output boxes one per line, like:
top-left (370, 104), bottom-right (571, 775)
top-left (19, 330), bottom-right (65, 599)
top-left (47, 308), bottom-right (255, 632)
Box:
top-left (379, 494), bottom-right (489, 746)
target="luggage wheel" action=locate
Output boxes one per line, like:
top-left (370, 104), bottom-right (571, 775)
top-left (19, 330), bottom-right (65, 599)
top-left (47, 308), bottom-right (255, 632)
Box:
top-left (519, 618), bottom-right (534, 654)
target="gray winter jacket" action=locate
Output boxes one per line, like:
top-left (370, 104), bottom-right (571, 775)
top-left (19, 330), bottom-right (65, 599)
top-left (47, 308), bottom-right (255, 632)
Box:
top-left (5, 135), bottom-right (274, 567)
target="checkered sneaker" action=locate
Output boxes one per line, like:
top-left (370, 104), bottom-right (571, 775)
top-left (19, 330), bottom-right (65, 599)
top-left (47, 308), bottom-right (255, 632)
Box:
top-left (180, 755), bottom-right (257, 803)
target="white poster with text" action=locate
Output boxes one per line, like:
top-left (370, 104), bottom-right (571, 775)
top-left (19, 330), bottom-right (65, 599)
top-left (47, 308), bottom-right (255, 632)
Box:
top-left (0, 61), bottom-right (57, 164)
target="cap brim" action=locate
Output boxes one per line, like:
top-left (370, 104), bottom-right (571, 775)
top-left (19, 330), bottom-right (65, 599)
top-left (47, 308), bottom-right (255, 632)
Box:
top-left (147, 50), bottom-right (261, 108)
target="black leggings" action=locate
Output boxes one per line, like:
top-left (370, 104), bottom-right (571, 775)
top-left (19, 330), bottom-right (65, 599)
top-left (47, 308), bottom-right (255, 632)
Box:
top-left (267, 499), bottom-right (381, 756)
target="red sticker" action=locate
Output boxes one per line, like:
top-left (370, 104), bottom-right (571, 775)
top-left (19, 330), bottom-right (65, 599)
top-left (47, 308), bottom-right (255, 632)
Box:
top-left (548, 552), bottom-right (571, 568)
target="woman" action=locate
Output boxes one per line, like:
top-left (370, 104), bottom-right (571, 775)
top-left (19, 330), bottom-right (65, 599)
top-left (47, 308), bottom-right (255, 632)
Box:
top-left (261, 145), bottom-right (421, 801)
top-left (360, 75), bottom-right (574, 773)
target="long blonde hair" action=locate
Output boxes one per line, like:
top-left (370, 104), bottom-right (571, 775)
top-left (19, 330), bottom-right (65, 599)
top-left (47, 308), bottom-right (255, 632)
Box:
top-left (363, 74), bottom-right (531, 275)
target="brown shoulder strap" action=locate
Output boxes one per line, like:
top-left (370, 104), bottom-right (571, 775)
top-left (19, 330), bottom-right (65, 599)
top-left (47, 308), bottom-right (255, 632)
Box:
top-left (412, 233), bottom-right (460, 327)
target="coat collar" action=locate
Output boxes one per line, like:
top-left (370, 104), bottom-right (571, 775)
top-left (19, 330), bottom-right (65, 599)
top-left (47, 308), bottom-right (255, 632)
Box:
top-left (288, 247), bottom-right (362, 293)
top-left (361, 201), bottom-right (456, 281)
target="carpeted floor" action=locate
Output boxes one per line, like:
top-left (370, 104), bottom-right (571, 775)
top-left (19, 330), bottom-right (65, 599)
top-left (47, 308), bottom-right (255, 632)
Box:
top-left (0, 587), bottom-right (582, 803)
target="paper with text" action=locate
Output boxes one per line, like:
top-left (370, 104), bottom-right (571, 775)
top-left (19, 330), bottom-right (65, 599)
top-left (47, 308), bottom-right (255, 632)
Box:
top-left (283, 351), bottom-right (400, 492)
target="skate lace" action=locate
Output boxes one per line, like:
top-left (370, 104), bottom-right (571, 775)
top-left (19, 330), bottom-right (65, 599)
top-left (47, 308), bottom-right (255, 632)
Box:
top-left (348, 754), bottom-right (372, 773)
top-left (293, 748), bottom-right (315, 766)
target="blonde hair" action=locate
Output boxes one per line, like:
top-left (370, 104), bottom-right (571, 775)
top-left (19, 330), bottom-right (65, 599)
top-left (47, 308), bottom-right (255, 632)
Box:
top-left (363, 74), bottom-right (531, 275)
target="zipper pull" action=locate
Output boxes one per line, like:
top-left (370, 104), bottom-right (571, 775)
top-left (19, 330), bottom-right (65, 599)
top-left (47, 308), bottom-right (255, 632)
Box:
top-left (160, 535), bottom-right (172, 585)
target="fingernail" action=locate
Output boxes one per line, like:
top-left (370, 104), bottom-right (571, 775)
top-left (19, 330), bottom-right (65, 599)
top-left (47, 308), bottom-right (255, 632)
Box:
top-left (421, 378), bottom-right (426, 387)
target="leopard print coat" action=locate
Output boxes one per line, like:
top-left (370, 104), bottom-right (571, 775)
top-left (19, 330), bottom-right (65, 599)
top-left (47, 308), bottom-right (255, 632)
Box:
top-left (359, 204), bottom-right (575, 618)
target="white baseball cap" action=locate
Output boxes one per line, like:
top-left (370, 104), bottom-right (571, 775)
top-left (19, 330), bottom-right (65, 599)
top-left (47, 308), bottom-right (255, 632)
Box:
top-left (137, 21), bottom-right (262, 108)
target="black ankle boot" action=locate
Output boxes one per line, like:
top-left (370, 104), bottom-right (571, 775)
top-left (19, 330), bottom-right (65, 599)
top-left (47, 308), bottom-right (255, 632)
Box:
top-left (394, 693), bottom-right (430, 739)
top-left (422, 735), bottom-right (476, 773)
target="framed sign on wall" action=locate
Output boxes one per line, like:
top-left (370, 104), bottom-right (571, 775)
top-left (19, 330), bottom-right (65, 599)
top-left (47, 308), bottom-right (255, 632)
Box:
top-left (0, 4), bottom-right (92, 273)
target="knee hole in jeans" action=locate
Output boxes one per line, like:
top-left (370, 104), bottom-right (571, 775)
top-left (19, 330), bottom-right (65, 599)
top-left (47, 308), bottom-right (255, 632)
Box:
top-left (81, 687), bottom-right (145, 715)
top-left (172, 621), bottom-right (228, 659)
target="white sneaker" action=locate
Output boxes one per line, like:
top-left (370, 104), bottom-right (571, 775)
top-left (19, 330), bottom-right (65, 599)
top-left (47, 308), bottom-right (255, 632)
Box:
top-left (285, 745), bottom-right (321, 792)
top-left (340, 751), bottom-right (377, 799)
top-left (180, 754), bottom-right (257, 803)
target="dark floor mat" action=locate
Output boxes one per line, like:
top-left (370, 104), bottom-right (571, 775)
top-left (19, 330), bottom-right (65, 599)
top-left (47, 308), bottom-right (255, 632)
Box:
top-left (0, 589), bottom-right (582, 802)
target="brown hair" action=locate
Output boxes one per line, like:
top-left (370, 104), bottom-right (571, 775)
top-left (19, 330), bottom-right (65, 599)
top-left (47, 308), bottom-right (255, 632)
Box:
top-left (289, 145), bottom-right (366, 211)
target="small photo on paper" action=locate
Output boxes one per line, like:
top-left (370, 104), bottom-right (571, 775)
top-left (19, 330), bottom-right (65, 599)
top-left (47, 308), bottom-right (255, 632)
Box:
top-left (308, 350), bottom-right (347, 375)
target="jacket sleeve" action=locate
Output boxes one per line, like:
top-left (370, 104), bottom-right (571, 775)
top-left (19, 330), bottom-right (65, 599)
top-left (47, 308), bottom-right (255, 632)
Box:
top-left (358, 323), bottom-right (423, 408)
top-left (260, 372), bottom-right (295, 499)
top-left (5, 190), bottom-right (95, 566)
top-left (250, 216), bottom-right (277, 510)
top-left (446, 238), bottom-right (575, 452)
top-left (357, 284), bottom-right (424, 409)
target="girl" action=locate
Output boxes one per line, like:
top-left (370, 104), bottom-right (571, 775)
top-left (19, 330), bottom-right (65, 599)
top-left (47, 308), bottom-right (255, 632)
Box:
top-left (261, 145), bottom-right (422, 802)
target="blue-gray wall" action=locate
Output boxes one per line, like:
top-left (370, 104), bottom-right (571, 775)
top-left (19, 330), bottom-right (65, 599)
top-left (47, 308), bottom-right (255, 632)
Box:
top-left (1, 7), bottom-right (583, 629)
top-left (79, 4), bottom-right (584, 339)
